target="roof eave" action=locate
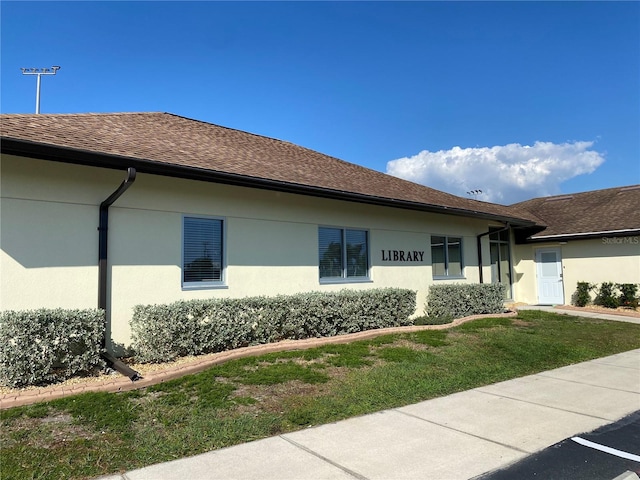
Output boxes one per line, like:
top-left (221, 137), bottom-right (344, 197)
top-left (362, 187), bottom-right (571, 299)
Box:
top-left (1, 137), bottom-right (536, 227)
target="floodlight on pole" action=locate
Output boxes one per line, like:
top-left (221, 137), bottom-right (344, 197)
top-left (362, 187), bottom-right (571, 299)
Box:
top-left (20, 66), bottom-right (61, 114)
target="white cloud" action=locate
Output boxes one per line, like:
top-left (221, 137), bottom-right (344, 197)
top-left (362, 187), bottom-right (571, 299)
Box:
top-left (386, 141), bottom-right (605, 204)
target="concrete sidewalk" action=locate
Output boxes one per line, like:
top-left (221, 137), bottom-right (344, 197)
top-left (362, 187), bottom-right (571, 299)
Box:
top-left (98, 310), bottom-right (640, 480)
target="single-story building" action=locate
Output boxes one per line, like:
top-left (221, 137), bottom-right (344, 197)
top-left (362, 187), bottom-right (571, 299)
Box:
top-left (1, 112), bottom-right (638, 351)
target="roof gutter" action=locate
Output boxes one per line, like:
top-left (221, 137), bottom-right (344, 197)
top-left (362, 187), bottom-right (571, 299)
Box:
top-left (1, 138), bottom-right (538, 228)
top-left (98, 167), bottom-right (142, 382)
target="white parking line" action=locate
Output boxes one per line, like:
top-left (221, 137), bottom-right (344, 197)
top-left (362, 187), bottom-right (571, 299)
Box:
top-left (571, 437), bottom-right (640, 462)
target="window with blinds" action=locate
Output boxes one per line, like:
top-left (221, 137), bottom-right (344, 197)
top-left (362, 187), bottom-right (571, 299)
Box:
top-left (431, 235), bottom-right (463, 278)
top-left (183, 216), bottom-right (224, 286)
top-left (319, 227), bottom-right (369, 280)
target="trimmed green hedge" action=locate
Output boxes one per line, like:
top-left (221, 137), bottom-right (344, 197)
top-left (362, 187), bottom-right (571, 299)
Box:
top-left (426, 283), bottom-right (505, 320)
top-left (0, 309), bottom-right (105, 387)
top-left (131, 288), bottom-right (416, 363)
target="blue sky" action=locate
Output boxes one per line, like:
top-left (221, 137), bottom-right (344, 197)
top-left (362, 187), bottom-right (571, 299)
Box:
top-left (2, 1), bottom-right (638, 204)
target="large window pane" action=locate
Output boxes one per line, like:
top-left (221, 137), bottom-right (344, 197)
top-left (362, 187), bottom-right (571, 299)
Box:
top-left (432, 235), bottom-right (464, 278)
top-left (346, 229), bottom-right (368, 277)
top-left (489, 231), bottom-right (513, 299)
top-left (490, 229), bottom-right (509, 242)
top-left (183, 217), bottom-right (223, 284)
top-left (319, 227), bottom-right (343, 278)
top-left (431, 236), bottom-right (446, 277)
top-left (499, 243), bottom-right (511, 297)
top-left (319, 227), bottom-right (369, 280)
top-left (490, 242), bottom-right (500, 283)
top-left (447, 237), bottom-right (462, 277)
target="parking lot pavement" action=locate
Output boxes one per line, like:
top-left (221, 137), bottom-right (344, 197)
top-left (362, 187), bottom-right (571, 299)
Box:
top-left (474, 410), bottom-right (640, 480)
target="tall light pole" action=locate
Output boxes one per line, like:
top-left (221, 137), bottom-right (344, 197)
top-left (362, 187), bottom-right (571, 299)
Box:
top-left (20, 66), bottom-right (61, 114)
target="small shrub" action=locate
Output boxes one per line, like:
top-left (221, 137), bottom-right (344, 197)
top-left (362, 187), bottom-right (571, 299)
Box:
top-left (425, 283), bottom-right (505, 320)
top-left (594, 282), bottom-right (619, 309)
top-left (0, 309), bottom-right (105, 388)
top-left (130, 289), bottom-right (416, 363)
top-left (617, 283), bottom-right (639, 309)
top-left (572, 282), bottom-right (595, 307)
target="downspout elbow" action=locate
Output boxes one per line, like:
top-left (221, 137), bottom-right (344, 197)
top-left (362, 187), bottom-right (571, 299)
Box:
top-left (99, 167), bottom-right (136, 311)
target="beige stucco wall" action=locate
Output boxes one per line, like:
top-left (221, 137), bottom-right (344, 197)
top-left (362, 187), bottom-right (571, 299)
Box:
top-left (2, 154), bottom-right (505, 348)
top-left (513, 238), bottom-right (640, 305)
top-left (1, 156), bottom-right (125, 311)
top-left (512, 244), bottom-right (537, 304)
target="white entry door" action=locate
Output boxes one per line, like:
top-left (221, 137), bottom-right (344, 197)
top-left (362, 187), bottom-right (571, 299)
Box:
top-left (536, 248), bottom-right (564, 305)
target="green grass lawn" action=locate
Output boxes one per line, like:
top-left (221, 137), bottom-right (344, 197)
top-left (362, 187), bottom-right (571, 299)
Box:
top-left (2, 310), bottom-right (640, 480)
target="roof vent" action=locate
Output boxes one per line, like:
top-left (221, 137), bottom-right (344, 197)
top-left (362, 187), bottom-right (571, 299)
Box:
top-left (544, 195), bottom-right (574, 202)
top-left (617, 185), bottom-right (640, 193)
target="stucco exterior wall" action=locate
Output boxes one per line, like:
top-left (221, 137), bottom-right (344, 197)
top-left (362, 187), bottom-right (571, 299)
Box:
top-left (1, 155), bottom-right (125, 311)
top-left (2, 155), bottom-right (506, 348)
top-left (512, 244), bottom-right (538, 305)
top-left (513, 238), bottom-right (640, 305)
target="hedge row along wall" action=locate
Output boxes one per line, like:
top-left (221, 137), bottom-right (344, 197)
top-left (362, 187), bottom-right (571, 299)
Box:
top-left (131, 288), bottom-right (416, 363)
top-left (426, 283), bottom-right (506, 320)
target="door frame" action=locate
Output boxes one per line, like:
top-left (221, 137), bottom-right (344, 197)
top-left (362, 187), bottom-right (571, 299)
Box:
top-left (535, 247), bottom-right (565, 305)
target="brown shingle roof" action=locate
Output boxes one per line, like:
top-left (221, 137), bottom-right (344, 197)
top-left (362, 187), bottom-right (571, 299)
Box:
top-left (1, 112), bottom-right (538, 225)
top-left (512, 185), bottom-right (640, 238)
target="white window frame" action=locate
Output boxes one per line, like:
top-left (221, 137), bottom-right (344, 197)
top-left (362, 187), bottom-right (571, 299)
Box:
top-left (318, 226), bottom-right (371, 284)
top-left (431, 235), bottom-right (465, 279)
top-left (182, 215), bottom-right (227, 290)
